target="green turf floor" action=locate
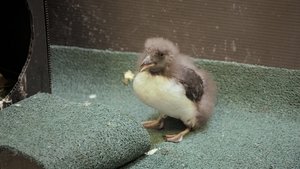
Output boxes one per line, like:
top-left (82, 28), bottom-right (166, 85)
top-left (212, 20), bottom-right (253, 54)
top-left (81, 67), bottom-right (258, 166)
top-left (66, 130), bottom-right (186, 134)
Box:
top-left (3, 45), bottom-right (298, 168)
top-left (0, 93), bottom-right (150, 169)
top-left (49, 45), bottom-right (300, 169)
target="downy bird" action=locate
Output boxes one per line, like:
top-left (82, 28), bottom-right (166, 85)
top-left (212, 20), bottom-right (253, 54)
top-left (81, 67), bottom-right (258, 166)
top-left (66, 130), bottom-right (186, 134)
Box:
top-left (133, 37), bottom-right (217, 143)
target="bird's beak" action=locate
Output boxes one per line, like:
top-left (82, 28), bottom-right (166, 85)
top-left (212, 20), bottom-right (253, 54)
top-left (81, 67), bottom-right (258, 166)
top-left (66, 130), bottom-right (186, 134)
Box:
top-left (140, 55), bottom-right (155, 72)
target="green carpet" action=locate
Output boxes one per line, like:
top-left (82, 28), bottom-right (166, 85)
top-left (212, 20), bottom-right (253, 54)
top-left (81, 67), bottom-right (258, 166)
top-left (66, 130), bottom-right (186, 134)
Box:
top-left (50, 46), bottom-right (300, 168)
top-left (0, 93), bottom-right (150, 169)
top-left (2, 45), bottom-right (299, 169)
top-left (51, 45), bottom-right (300, 168)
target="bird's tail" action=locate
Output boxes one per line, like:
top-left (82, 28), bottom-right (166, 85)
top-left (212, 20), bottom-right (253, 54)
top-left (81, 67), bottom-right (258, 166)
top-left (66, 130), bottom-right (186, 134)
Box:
top-left (195, 69), bottom-right (218, 128)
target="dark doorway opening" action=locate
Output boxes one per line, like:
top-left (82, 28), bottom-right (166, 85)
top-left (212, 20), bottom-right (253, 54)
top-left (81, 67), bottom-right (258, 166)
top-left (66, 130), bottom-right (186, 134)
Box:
top-left (0, 1), bottom-right (31, 99)
top-left (0, 0), bottom-right (51, 109)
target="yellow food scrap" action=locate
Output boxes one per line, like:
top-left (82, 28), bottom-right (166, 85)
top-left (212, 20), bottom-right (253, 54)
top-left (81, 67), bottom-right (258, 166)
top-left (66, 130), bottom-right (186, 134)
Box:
top-left (123, 70), bottom-right (135, 85)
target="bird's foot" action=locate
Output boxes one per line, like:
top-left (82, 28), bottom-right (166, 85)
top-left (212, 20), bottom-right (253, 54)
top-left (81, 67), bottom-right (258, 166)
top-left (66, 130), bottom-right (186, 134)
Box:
top-left (142, 119), bottom-right (164, 129)
top-left (164, 128), bottom-right (191, 143)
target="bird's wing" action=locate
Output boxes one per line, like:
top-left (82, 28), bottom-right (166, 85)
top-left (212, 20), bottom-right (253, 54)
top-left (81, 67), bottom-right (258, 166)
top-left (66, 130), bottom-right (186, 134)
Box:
top-left (177, 67), bottom-right (204, 102)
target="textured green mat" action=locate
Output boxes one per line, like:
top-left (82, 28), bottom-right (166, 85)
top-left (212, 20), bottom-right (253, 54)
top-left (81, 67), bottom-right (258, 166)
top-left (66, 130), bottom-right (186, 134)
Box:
top-left (0, 93), bottom-right (150, 169)
top-left (49, 45), bottom-right (299, 168)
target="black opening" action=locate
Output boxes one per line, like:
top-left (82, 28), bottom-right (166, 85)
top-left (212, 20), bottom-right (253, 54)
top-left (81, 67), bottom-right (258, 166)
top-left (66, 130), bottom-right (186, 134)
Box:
top-left (0, 1), bottom-right (32, 99)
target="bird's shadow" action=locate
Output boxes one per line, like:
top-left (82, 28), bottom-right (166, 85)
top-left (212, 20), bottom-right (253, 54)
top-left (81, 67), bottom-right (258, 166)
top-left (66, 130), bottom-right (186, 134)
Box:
top-left (144, 115), bottom-right (208, 145)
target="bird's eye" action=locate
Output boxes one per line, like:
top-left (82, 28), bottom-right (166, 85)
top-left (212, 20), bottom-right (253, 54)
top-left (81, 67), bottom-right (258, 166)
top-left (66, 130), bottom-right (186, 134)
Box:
top-left (157, 51), bottom-right (165, 59)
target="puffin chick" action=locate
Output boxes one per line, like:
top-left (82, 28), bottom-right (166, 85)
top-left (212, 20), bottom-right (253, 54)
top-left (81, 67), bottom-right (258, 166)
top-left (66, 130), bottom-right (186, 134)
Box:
top-left (133, 37), bottom-right (217, 143)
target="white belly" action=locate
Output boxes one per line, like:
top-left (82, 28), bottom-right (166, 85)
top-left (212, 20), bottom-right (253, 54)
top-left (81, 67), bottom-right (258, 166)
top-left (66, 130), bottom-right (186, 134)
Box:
top-left (133, 72), bottom-right (197, 122)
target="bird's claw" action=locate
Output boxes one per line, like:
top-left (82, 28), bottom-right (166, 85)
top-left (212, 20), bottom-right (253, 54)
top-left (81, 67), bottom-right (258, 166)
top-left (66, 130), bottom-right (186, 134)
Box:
top-left (142, 120), bottom-right (164, 129)
top-left (164, 134), bottom-right (183, 143)
top-left (164, 128), bottom-right (191, 143)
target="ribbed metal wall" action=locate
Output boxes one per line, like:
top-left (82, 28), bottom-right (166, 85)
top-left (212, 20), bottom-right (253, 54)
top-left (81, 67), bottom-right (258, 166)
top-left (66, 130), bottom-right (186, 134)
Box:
top-left (48, 0), bottom-right (300, 69)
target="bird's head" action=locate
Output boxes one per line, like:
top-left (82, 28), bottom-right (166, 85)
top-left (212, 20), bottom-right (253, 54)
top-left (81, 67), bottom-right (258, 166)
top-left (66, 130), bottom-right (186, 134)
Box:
top-left (139, 37), bottom-right (179, 74)
top-left (140, 48), bottom-right (168, 73)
